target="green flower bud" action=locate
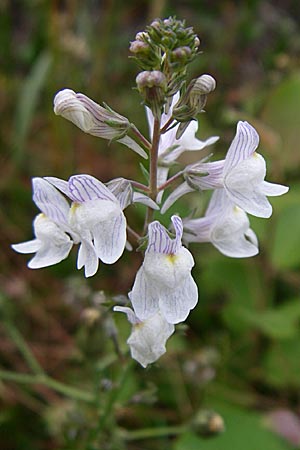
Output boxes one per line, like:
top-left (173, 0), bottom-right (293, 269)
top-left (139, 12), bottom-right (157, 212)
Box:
top-left (136, 70), bottom-right (167, 118)
top-left (129, 40), bottom-right (150, 54)
top-left (172, 73), bottom-right (216, 138)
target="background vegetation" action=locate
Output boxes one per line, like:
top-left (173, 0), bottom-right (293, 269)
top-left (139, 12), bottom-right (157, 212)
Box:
top-left (1, 0), bottom-right (300, 449)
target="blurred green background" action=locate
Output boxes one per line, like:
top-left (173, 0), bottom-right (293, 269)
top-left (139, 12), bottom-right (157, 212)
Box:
top-left (1, 0), bottom-right (300, 449)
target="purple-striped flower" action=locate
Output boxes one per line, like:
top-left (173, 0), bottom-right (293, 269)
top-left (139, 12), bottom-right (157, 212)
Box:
top-left (130, 215), bottom-right (198, 324)
top-left (12, 178), bottom-right (74, 269)
top-left (46, 174), bottom-right (127, 270)
top-left (163, 121), bottom-right (289, 217)
top-left (185, 121), bottom-right (289, 218)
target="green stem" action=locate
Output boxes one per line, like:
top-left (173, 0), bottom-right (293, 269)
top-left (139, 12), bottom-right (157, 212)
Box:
top-left (97, 360), bottom-right (133, 431)
top-left (3, 322), bottom-right (45, 376)
top-left (119, 424), bottom-right (188, 441)
top-left (0, 369), bottom-right (94, 403)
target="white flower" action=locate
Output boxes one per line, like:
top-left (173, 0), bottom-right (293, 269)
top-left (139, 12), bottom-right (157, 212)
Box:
top-left (54, 89), bottom-right (147, 159)
top-left (13, 174), bottom-right (129, 278)
top-left (183, 189), bottom-right (259, 258)
top-left (46, 174), bottom-right (127, 267)
top-left (184, 121), bottom-right (289, 218)
top-left (12, 178), bottom-right (74, 268)
top-left (114, 306), bottom-right (174, 368)
top-left (221, 121), bottom-right (289, 217)
top-left (146, 93), bottom-right (219, 202)
top-left (130, 216), bottom-right (198, 324)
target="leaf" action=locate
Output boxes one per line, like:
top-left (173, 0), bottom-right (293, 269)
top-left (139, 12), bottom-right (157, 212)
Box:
top-left (200, 257), bottom-right (265, 334)
top-left (261, 74), bottom-right (300, 171)
top-left (12, 52), bottom-right (52, 165)
top-left (174, 402), bottom-right (291, 450)
top-left (271, 204), bottom-right (300, 270)
top-left (263, 339), bottom-right (300, 388)
top-left (139, 162), bottom-right (150, 183)
top-left (238, 298), bottom-right (300, 340)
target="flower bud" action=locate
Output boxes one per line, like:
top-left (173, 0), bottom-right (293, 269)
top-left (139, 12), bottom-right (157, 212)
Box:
top-left (172, 74), bottom-right (216, 138)
top-left (170, 46), bottom-right (192, 66)
top-left (191, 409), bottom-right (225, 437)
top-left (192, 74), bottom-right (216, 95)
top-left (194, 36), bottom-right (201, 48)
top-left (129, 40), bottom-right (150, 54)
top-left (54, 89), bottom-right (131, 140)
top-left (136, 70), bottom-right (167, 118)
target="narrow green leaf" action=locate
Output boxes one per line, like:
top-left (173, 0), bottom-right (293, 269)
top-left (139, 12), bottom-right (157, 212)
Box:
top-left (12, 51), bottom-right (52, 165)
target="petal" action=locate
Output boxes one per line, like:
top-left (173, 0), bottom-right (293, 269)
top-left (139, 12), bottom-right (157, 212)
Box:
top-left (262, 181), bottom-right (289, 197)
top-left (183, 216), bottom-right (213, 243)
top-left (129, 267), bottom-right (159, 320)
top-left (172, 120), bottom-right (219, 155)
top-left (32, 178), bottom-right (70, 225)
top-left (224, 153), bottom-right (273, 217)
top-left (226, 188), bottom-right (273, 218)
top-left (77, 240), bottom-right (99, 277)
top-left (158, 275), bottom-right (198, 324)
top-left (223, 121), bottom-right (259, 174)
top-left (113, 306), bottom-right (140, 325)
top-left (214, 235), bottom-right (259, 258)
top-left (143, 247), bottom-right (194, 289)
top-left (93, 212), bottom-right (127, 264)
top-left (210, 205), bottom-right (259, 257)
top-left (12, 239), bottom-right (41, 254)
top-left (127, 312), bottom-right (175, 367)
top-left (28, 241), bottom-right (73, 268)
top-left (44, 176), bottom-right (70, 197)
top-left (106, 178), bottom-right (133, 210)
top-left (205, 189), bottom-right (229, 216)
top-left (54, 89), bottom-right (94, 132)
top-left (68, 174), bottom-right (117, 203)
top-left (147, 216), bottom-right (183, 255)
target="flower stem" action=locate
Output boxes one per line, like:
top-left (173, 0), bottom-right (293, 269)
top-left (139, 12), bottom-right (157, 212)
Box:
top-left (119, 424), bottom-right (188, 440)
top-left (129, 180), bottom-right (150, 193)
top-left (3, 321), bottom-right (45, 376)
top-left (158, 170), bottom-right (184, 192)
top-left (131, 124), bottom-right (151, 150)
top-left (0, 369), bottom-right (94, 403)
top-left (87, 360), bottom-right (133, 445)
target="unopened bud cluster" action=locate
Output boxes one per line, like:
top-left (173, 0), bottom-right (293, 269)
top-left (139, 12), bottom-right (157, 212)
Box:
top-left (131, 17), bottom-right (217, 127)
top-left (131, 17), bottom-right (202, 116)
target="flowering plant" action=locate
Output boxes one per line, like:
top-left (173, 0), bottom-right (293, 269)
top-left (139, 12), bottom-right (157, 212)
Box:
top-left (13, 17), bottom-right (288, 370)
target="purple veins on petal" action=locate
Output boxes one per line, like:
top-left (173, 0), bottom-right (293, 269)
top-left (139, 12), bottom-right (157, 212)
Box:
top-left (68, 174), bottom-right (117, 203)
top-left (223, 121), bottom-right (259, 172)
top-left (146, 216), bottom-right (183, 255)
